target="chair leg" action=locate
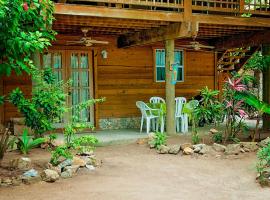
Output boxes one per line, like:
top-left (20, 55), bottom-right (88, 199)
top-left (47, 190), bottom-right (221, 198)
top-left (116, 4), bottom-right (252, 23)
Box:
top-left (140, 117), bottom-right (144, 133)
top-left (146, 118), bottom-right (150, 134)
top-left (176, 117), bottom-right (179, 133)
top-left (151, 119), bottom-right (155, 132)
top-left (155, 118), bottom-right (159, 132)
top-left (161, 117), bottom-right (164, 133)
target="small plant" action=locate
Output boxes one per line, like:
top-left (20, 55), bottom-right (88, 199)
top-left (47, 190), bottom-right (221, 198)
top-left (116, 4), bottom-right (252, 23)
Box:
top-left (149, 132), bottom-right (167, 149)
top-left (17, 129), bottom-right (46, 155)
top-left (50, 145), bottom-right (73, 166)
top-left (71, 135), bottom-right (99, 154)
top-left (212, 132), bottom-right (223, 143)
top-left (256, 144), bottom-right (270, 186)
top-left (191, 133), bottom-right (200, 145)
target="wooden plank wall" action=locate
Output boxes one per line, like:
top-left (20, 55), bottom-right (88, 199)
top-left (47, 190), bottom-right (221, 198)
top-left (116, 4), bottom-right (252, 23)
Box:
top-left (0, 36), bottom-right (215, 123)
top-left (2, 72), bottom-right (32, 123)
top-left (97, 38), bottom-right (215, 119)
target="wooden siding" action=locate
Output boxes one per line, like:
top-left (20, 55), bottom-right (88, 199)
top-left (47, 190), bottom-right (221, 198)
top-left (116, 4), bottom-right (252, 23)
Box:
top-left (2, 72), bottom-right (32, 123)
top-left (97, 40), bottom-right (215, 119)
top-left (1, 37), bottom-right (215, 123)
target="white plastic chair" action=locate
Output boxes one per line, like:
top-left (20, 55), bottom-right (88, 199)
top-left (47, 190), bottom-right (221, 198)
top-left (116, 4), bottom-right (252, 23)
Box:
top-left (136, 101), bottom-right (160, 134)
top-left (175, 97), bottom-right (188, 133)
top-left (150, 97), bottom-right (165, 104)
top-left (149, 97), bottom-right (165, 131)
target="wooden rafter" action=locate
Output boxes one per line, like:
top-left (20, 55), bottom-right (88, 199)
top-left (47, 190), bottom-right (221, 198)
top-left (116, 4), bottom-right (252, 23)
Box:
top-left (117, 22), bottom-right (197, 48)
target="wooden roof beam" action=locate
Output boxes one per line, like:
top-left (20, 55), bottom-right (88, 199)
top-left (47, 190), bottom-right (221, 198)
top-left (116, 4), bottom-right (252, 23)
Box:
top-left (214, 30), bottom-right (270, 50)
top-left (54, 3), bottom-right (184, 22)
top-left (117, 22), bottom-right (198, 48)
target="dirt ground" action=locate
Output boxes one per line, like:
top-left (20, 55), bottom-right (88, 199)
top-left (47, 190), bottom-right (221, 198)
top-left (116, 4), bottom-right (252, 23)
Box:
top-left (0, 136), bottom-right (270, 200)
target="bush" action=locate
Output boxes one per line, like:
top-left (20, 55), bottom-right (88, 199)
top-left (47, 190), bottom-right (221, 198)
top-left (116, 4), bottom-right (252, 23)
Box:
top-left (192, 133), bottom-right (200, 145)
top-left (212, 132), bottom-right (223, 143)
top-left (149, 132), bottom-right (167, 149)
top-left (256, 144), bottom-right (270, 185)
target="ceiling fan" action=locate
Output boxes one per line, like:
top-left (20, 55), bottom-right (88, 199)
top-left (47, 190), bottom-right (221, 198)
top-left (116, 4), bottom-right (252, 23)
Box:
top-left (179, 41), bottom-right (215, 51)
top-left (66, 28), bottom-right (109, 46)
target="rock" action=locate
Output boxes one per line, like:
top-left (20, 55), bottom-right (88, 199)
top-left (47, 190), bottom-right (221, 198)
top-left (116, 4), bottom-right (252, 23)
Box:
top-left (23, 169), bottom-right (38, 177)
top-left (61, 169), bottom-right (73, 179)
top-left (148, 132), bottom-right (156, 141)
top-left (157, 145), bottom-right (170, 154)
top-left (58, 159), bottom-right (72, 170)
top-left (47, 163), bottom-right (61, 174)
top-left (225, 144), bottom-right (241, 155)
top-left (193, 144), bottom-right (206, 153)
top-left (41, 143), bottom-right (49, 149)
top-left (212, 143), bottom-right (226, 152)
top-left (240, 148), bottom-right (245, 153)
top-left (209, 128), bottom-right (219, 134)
top-left (1, 178), bottom-right (12, 186)
top-left (78, 151), bottom-right (94, 157)
top-left (21, 175), bottom-right (41, 185)
top-left (85, 165), bottom-right (95, 171)
top-left (64, 165), bottom-right (80, 174)
top-left (52, 139), bottom-right (65, 147)
top-left (9, 157), bottom-right (31, 171)
top-left (180, 143), bottom-right (192, 151)
top-left (258, 137), bottom-right (270, 147)
top-left (240, 142), bottom-right (258, 152)
top-left (148, 142), bottom-right (155, 149)
top-left (72, 156), bottom-right (86, 167)
top-left (168, 145), bottom-right (181, 154)
top-left (11, 177), bottom-right (21, 186)
top-left (41, 169), bottom-right (59, 182)
top-left (199, 145), bottom-right (213, 155)
top-left (136, 138), bottom-right (148, 145)
top-left (183, 147), bottom-right (193, 155)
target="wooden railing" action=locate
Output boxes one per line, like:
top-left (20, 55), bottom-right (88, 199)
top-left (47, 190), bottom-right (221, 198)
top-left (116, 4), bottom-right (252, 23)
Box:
top-left (244, 0), bottom-right (270, 15)
top-left (61, 0), bottom-right (270, 16)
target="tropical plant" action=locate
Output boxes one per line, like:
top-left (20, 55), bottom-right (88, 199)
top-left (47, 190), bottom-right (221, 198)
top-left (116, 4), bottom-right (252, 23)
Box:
top-left (0, 0), bottom-right (55, 75)
top-left (256, 143), bottom-right (270, 186)
top-left (212, 132), bottom-right (223, 143)
top-left (235, 92), bottom-right (270, 141)
top-left (9, 67), bottom-right (67, 137)
top-left (195, 87), bottom-right (223, 126)
top-left (222, 76), bottom-right (249, 143)
top-left (71, 135), bottom-right (99, 154)
top-left (184, 100), bottom-right (199, 142)
top-left (191, 133), bottom-right (200, 145)
top-left (149, 132), bottom-right (167, 150)
top-left (50, 145), bottom-right (73, 166)
top-left (17, 129), bottom-right (46, 154)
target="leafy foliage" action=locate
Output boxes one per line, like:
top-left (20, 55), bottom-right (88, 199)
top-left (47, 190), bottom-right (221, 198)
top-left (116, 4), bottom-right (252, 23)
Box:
top-left (149, 132), bottom-right (167, 149)
top-left (17, 129), bottom-right (46, 154)
top-left (9, 68), bottom-right (67, 136)
top-left (256, 144), bottom-right (270, 186)
top-left (71, 135), bottom-right (99, 154)
top-left (50, 145), bottom-right (73, 166)
top-left (0, 0), bottom-right (55, 75)
top-left (195, 87), bottom-right (223, 125)
top-left (212, 132), bottom-right (223, 143)
top-left (245, 51), bottom-right (270, 72)
top-left (191, 133), bottom-right (200, 145)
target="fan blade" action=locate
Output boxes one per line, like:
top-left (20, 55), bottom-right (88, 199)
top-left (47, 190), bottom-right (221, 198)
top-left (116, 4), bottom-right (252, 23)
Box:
top-left (87, 40), bottom-right (109, 44)
top-left (66, 41), bottom-right (84, 45)
top-left (198, 44), bottom-right (215, 49)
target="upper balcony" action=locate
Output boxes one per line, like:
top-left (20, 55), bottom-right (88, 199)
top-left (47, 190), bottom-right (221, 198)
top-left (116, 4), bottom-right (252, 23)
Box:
top-left (55, 0), bottom-right (270, 17)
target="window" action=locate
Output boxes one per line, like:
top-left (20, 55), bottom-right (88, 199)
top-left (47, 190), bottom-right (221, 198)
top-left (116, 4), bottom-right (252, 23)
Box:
top-left (155, 49), bottom-right (184, 82)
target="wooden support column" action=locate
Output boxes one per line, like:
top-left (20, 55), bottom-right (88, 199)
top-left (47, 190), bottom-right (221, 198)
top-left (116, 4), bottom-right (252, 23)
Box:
top-left (262, 44), bottom-right (270, 130)
top-left (165, 39), bottom-right (175, 136)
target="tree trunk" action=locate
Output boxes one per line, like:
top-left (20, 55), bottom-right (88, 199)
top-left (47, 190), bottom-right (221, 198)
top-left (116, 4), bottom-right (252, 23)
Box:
top-left (165, 39), bottom-right (176, 135)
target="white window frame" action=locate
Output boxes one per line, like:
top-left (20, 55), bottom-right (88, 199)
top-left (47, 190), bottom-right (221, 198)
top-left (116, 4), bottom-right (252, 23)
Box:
top-left (155, 49), bottom-right (184, 83)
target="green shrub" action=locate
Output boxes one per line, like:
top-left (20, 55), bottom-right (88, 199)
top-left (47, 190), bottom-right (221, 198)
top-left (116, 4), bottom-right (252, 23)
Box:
top-left (256, 144), bottom-right (270, 185)
top-left (149, 132), bottom-right (167, 149)
top-left (192, 133), bottom-right (200, 145)
top-left (17, 129), bottom-right (46, 154)
top-left (50, 145), bottom-right (73, 166)
top-left (71, 135), bottom-right (99, 154)
top-left (212, 132), bottom-right (223, 143)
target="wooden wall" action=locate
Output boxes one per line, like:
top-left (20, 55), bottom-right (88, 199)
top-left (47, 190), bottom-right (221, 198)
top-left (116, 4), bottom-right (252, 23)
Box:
top-left (0, 35), bottom-right (216, 123)
top-left (97, 39), bottom-right (216, 119)
top-left (2, 72), bottom-right (32, 123)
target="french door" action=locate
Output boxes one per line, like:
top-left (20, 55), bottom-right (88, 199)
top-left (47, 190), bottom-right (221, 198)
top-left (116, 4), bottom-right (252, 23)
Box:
top-left (41, 50), bottom-right (94, 127)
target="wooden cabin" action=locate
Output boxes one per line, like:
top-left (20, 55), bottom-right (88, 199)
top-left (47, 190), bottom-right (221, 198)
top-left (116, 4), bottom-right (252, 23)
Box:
top-left (2, 0), bottom-right (270, 132)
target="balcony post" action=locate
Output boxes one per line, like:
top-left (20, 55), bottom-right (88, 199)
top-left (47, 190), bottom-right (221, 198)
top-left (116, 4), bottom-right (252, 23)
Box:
top-left (239, 0), bottom-right (245, 13)
top-left (165, 39), bottom-right (176, 136)
top-left (184, 0), bottom-right (192, 21)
